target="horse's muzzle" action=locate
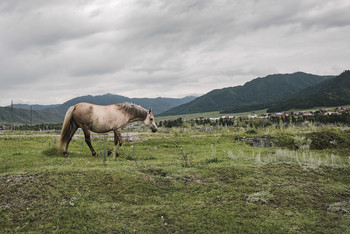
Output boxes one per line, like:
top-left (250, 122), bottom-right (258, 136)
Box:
top-left (151, 128), bottom-right (157, 133)
top-left (151, 126), bottom-right (157, 132)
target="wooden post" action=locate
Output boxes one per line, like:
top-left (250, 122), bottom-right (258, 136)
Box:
top-left (11, 100), bottom-right (14, 131)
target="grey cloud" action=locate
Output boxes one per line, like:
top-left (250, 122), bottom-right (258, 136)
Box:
top-left (0, 0), bottom-right (349, 106)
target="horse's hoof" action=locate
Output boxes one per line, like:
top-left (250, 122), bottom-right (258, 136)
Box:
top-left (63, 151), bottom-right (68, 158)
top-left (107, 150), bottom-right (112, 156)
top-left (115, 152), bottom-right (120, 157)
top-left (92, 152), bottom-right (99, 157)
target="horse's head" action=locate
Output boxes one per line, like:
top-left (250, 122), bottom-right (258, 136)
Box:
top-left (143, 108), bottom-right (157, 132)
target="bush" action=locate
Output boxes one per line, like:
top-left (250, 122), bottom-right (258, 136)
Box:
top-left (273, 134), bottom-right (296, 150)
top-left (306, 131), bottom-right (348, 150)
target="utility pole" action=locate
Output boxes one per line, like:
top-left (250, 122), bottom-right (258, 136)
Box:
top-left (11, 100), bottom-right (14, 131)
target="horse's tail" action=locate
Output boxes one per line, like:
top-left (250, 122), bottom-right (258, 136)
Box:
top-left (58, 106), bottom-right (75, 151)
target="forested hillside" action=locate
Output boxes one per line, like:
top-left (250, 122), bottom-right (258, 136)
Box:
top-left (268, 70), bottom-right (350, 112)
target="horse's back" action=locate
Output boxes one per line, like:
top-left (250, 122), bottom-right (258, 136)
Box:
top-left (72, 103), bottom-right (124, 132)
top-left (74, 102), bottom-right (116, 114)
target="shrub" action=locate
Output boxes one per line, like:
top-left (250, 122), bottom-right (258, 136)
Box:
top-left (273, 134), bottom-right (296, 150)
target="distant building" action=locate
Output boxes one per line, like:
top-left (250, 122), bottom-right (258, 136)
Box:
top-left (303, 112), bottom-right (313, 116)
top-left (271, 112), bottom-right (285, 117)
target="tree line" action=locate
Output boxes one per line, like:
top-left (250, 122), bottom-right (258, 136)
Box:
top-left (157, 112), bottom-right (350, 129)
top-left (1, 123), bottom-right (62, 131)
top-left (270, 112), bottom-right (350, 125)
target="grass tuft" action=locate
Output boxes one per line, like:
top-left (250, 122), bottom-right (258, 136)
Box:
top-left (328, 200), bottom-right (350, 215)
top-left (247, 191), bottom-right (275, 204)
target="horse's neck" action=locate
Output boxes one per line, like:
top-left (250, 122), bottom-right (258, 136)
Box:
top-left (128, 116), bottom-right (144, 122)
top-left (127, 109), bottom-right (147, 123)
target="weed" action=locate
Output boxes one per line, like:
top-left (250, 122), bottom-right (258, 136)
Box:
top-left (205, 142), bottom-right (219, 164)
top-left (179, 148), bottom-right (194, 167)
top-left (255, 151), bottom-right (262, 164)
top-left (293, 136), bottom-right (312, 151)
top-left (254, 149), bottom-right (346, 170)
top-left (227, 150), bottom-right (234, 159)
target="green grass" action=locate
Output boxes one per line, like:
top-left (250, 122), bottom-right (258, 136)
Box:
top-left (1, 126), bottom-right (350, 233)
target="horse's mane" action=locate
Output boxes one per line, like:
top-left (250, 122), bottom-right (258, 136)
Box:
top-left (118, 103), bottom-right (148, 120)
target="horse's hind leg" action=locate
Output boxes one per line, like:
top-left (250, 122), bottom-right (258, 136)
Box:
top-left (83, 129), bottom-right (98, 157)
top-left (112, 130), bottom-right (123, 157)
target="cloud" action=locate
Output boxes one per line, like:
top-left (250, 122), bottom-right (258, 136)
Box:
top-left (0, 0), bottom-right (349, 106)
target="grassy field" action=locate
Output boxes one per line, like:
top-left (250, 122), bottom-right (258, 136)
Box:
top-left (1, 124), bottom-right (350, 233)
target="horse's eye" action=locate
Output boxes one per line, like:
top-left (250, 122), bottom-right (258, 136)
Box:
top-left (150, 118), bottom-right (154, 121)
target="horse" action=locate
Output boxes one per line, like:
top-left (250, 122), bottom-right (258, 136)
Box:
top-left (57, 102), bottom-right (157, 157)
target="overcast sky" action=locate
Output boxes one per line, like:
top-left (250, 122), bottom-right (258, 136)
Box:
top-left (1, 0), bottom-right (349, 106)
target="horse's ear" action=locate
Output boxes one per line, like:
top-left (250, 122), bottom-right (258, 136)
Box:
top-left (148, 108), bottom-right (152, 114)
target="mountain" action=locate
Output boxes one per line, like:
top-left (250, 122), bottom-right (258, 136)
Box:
top-left (267, 70), bottom-right (350, 112)
top-left (43, 94), bottom-right (196, 116)
top-left (160, 72), bottom-right (333, 116)
top-left (43, 94), bottom-right (131, 115)
top-left (0, 94), bottom-right (196, 125)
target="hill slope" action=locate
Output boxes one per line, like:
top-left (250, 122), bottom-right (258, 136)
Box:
top-left (160, 72), bottom-right (333, 116)
top-left (0, 107), bottom-right (63, 125)
top-left (268, 70), bottom-right (350, 112)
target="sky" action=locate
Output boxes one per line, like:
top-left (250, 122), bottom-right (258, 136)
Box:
top-left (1, 0), bottom-right (350, 106)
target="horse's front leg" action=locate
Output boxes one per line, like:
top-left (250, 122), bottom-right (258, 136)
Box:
top-left (112, 130), bottom-right (123, 157)
top-left (83, 128), bottom-right (98, 157)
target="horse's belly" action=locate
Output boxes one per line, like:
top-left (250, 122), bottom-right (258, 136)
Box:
top-left (91, 121), bottom-right (114, 133)
top-left (90, 113), bottom-right (124, 133)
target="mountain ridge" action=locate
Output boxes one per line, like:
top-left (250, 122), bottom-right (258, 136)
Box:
top-left (43, 94), bottom-right (196, 116)
top-left (159, 72), bottom-right (334, 116)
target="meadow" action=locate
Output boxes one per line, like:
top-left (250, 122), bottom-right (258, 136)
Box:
top-left (1, 122), bottom-right (350, 233)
